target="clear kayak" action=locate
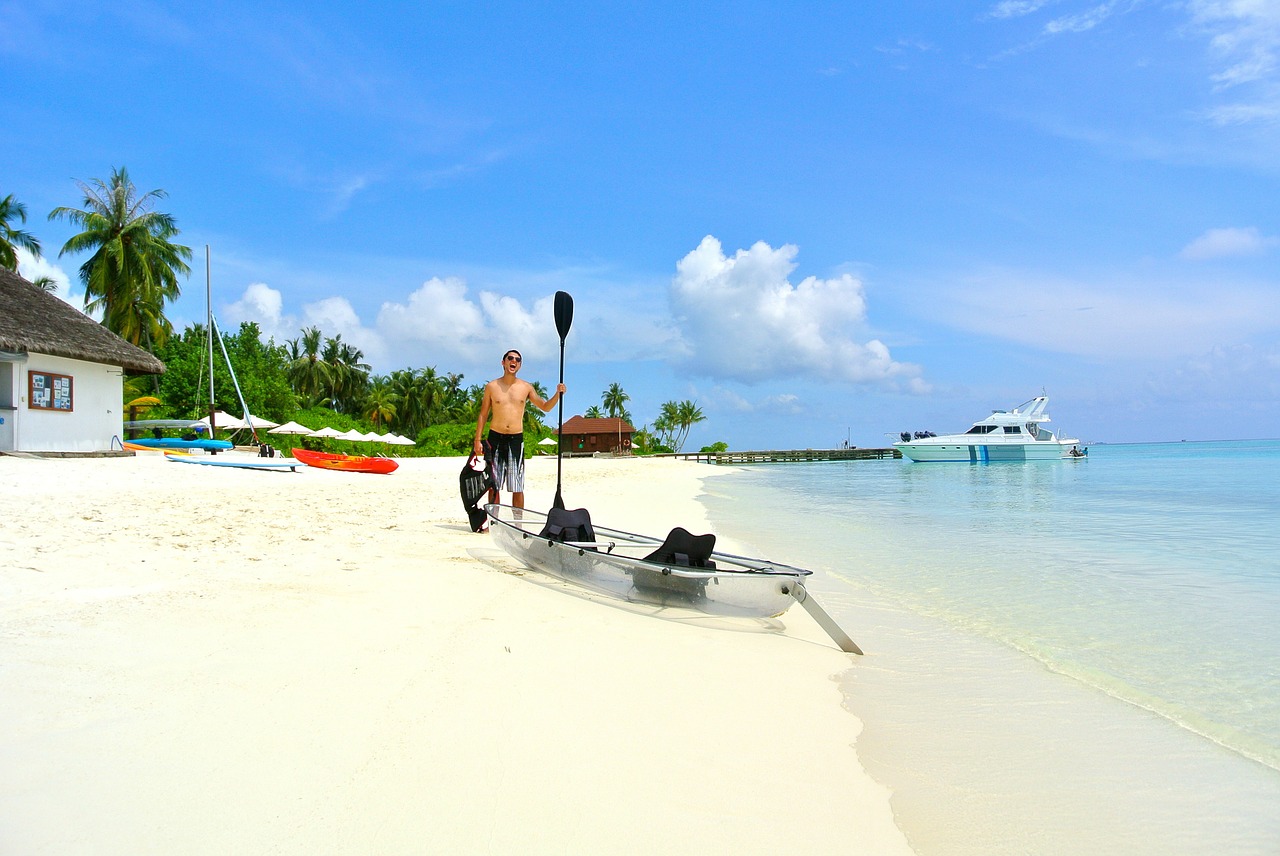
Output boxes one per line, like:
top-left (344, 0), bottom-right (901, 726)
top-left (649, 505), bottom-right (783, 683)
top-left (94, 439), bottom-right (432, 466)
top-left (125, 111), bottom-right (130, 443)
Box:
top-left (485, 504), bottom-right (860, 656)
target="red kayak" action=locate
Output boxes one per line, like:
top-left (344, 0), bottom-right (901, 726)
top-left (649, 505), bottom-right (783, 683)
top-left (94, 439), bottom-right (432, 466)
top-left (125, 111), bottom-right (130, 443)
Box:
top-left (291, 447), bottom-right (399, 474)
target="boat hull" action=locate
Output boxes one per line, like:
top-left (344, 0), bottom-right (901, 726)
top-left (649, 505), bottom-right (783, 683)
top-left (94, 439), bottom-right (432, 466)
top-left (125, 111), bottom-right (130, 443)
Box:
top-left (165, 453), bottom-right (300, 472)
top-left (291, 447), bottom-right (398, 474)
top-left (127, 437), bottom-right (234, 452)
top-left (485, 504), bottom-right (806, 618)
top-left (895, 440), bottom-right (1083, 462)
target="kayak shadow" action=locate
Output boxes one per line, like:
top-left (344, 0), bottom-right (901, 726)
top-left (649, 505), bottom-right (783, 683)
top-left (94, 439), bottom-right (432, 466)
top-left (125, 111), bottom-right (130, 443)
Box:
top-left (466, 545), bottom-right (790, 639)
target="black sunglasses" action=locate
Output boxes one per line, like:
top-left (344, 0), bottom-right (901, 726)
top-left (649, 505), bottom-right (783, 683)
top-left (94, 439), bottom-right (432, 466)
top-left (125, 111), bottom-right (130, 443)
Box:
top-left (504, 354), bottom-right (522, 362)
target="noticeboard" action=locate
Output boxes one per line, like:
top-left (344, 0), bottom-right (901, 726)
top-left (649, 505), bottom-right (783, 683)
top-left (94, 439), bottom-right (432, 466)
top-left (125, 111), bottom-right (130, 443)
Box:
top-left (28, 370), bottom-right (74, 412)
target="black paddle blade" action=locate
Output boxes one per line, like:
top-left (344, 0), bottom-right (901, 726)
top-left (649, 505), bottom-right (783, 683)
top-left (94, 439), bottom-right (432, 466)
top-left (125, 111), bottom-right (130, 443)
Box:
top-left (554, 291), bottom-right (574, 341)
top-left (553, 487), bottom-right (565, 510)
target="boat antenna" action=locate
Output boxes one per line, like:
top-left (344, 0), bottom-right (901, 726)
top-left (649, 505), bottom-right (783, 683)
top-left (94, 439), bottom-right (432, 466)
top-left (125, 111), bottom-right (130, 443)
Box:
top-left (552, 291), bottom-right (574, 510)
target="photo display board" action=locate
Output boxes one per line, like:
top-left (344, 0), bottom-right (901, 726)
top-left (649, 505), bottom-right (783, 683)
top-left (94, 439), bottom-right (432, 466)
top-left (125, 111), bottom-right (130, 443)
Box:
top-left (28, 370), bottom-right (74, 412)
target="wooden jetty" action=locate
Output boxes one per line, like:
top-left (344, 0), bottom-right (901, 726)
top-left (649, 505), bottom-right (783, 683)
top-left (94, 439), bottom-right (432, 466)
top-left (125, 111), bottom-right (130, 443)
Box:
top-left (661, 447), bottom-right (901, 465)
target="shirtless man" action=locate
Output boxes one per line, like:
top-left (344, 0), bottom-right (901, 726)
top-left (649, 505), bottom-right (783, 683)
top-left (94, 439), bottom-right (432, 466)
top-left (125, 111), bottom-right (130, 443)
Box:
top-left (473, 349), bottom-right (566, 510)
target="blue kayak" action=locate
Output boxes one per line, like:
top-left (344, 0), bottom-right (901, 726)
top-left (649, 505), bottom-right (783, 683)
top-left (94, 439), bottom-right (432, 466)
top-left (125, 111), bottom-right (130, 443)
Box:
top-left (127, 437), bottom-right (234, 451)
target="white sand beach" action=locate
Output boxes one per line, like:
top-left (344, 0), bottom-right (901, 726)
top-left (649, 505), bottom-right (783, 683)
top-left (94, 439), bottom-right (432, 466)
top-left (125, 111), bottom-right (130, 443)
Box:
top-left (0, 453), bottom-right (910, 855)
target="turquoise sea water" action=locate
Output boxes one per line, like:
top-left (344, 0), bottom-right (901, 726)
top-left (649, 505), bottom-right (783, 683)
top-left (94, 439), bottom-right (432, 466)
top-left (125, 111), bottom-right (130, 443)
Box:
top-left (701, 440), bottom-right (1280, 854)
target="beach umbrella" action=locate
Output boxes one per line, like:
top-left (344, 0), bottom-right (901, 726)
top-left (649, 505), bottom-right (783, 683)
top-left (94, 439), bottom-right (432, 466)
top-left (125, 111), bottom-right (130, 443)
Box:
top-left (388, 433), bottom-right (416, 446)
top-left (240, 414), bottom-right (280, 430)
top-left (309, 426), bottom-right (344, 438)
top-left (335, 429), bottom-right (366, 442)
top-left (198, 411), bottom-right (244, 430)
top-left (268, 421), bottom-right (315, 435)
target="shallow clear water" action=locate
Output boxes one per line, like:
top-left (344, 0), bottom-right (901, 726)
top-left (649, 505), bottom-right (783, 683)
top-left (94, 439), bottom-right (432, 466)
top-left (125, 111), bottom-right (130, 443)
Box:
top-left (701, 441), bottom-right (1280, 853)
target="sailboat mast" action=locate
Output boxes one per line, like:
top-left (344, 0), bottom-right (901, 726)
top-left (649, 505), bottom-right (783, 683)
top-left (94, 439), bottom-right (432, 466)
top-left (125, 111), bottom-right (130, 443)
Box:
top-left (206, 246), bottom-right (216, 435)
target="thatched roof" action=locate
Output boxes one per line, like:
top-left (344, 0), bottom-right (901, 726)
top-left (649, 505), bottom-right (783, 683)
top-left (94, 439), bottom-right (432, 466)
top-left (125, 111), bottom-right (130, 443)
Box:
top-left (0, 267), bottom-right (164, 374)
top-left (558, 416), bottom-right (635, 436)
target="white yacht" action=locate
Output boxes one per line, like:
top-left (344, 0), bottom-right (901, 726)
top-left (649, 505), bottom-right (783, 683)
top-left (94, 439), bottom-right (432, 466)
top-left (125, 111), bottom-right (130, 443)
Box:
top-left (895, 395), bottom-right (1086, 462)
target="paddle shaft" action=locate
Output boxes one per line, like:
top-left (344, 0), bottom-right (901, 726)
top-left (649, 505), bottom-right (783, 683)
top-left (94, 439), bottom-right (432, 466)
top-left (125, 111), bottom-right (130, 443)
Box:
top-left (554, 338), bottom-right (565, 507)
top-left (552, 291), bottom-right (573, 510)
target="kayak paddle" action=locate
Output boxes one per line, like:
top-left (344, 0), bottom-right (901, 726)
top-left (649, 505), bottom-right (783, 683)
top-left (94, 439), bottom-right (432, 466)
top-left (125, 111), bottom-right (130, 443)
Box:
top-left (552, 290), bottom-right (573, 509)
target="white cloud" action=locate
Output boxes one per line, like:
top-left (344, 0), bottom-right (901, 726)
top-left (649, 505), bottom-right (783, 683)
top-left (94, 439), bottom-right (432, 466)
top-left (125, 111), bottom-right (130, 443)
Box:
top-left (15, 249), bottom-right (88, 313)
top-left (1190, 0), bottom-right (1280, 88)
top-left (1187, 0), bottom-right (1280, 124)
top-left (226, 282), bottom-right (287, 330)
top-left (1180, 226), bottom-right (1279, 259)
top-left (222, 282), bottom-right (384, 364)
top-left (375, 276), bottom-right (568, 371)
top-left (16, 249), bottom-right (71, 295)
top-left (989, 0), bottom-right (1055, 19)
top-left (927, 268), bottom-right (1280, 359)
top-left (669, 236), bottom-right (925, 390)
top-left (1043, 2), bottom-right (1124, 35)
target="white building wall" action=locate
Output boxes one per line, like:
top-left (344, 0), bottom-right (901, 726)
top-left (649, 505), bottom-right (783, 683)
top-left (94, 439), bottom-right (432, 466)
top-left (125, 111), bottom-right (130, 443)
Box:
top-left (13, 353), bottom-right (124, 452)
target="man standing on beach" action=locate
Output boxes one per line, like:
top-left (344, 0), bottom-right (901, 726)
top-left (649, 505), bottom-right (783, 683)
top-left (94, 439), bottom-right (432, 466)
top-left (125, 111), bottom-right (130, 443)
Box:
top-left (473, 349), bottom-right (565, 511)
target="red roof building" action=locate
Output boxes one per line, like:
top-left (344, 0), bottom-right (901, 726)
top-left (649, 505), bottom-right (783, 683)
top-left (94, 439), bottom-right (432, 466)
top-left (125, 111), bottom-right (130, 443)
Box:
top-left (556, 415), bottom-right (635, 455)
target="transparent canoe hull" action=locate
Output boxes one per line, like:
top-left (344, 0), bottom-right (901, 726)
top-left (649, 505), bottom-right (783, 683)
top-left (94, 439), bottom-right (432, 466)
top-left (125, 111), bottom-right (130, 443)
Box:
top-left (485, 504), bottom-right (808, 618)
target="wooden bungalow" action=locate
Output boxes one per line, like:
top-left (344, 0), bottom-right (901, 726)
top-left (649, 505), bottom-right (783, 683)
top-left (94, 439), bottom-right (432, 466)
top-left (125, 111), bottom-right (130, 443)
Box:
top-left (556, 415), bottom-right (636, 456)
top-left (0, 268), bottom-right (164, 453)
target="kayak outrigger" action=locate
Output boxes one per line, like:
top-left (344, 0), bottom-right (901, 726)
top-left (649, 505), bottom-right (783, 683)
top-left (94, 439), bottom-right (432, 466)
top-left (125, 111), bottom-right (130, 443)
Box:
top-left (485, 503), bottom-right (862, 654)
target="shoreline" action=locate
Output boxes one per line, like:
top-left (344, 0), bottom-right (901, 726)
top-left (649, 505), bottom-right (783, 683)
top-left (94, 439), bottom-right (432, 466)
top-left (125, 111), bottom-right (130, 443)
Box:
top-left (697, 455), bottom-right (1280, 854)
top-left (0, 454), bottom-right (910, 854)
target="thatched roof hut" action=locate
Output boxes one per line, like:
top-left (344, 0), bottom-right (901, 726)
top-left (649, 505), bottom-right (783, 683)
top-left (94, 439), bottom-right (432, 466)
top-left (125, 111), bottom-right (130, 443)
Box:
top-left (0, 267), bottom-right (164, 374)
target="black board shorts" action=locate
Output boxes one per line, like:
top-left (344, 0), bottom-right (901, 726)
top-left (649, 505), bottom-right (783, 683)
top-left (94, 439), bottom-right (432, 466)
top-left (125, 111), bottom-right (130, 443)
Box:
top-left (487, 430), bottom-right (524, 493)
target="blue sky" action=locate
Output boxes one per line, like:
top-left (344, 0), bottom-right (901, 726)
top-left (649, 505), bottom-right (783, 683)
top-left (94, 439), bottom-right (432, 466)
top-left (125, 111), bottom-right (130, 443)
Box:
top-left (5, 1), bottom-right (1279, 448)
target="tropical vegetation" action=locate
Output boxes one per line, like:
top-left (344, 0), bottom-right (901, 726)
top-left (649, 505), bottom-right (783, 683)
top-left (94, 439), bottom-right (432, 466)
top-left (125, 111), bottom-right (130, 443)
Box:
top-left (49, 167), bottom-right (192, 350)
top-left (10, 171), bottom-right (726, 455)
top-left (0, 193), bottom-right (42, 270)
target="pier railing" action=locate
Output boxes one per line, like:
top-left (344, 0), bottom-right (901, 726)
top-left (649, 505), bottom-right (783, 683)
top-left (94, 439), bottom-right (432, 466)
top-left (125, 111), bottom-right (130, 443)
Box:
top-left (655, 447), bottom-right (901, 465)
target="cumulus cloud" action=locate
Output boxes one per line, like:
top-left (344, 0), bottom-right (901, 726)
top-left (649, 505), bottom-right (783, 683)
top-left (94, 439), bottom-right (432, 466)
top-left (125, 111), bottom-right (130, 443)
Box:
top-left (226, 282), bottom-right (287, 330)
top-left (1180, 226), bottom-right (1279, 260)
top-left (376, 277), bottom-right (563, 368)
top-left (669, 236), bottom-right (925, 390)
top-left (16, 249), bottom-right (72, 296)
top-left (15, 249), bottom-right (87, 313)
top-left (222, 282), bottom-right (385, 364)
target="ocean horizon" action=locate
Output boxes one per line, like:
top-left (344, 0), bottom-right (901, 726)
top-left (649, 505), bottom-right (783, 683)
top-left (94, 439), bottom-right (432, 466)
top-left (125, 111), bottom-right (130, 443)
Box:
top-left (701, 440), bottom-right (1280, 854)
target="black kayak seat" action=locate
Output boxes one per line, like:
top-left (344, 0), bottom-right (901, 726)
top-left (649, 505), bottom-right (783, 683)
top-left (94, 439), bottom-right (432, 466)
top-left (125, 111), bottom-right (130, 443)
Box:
top-left (633, 527), bottom-right (716, 598)
top-left (539, 507), bottom-right (597, 549)
top-left (643, 527), bottom-right (717, 569)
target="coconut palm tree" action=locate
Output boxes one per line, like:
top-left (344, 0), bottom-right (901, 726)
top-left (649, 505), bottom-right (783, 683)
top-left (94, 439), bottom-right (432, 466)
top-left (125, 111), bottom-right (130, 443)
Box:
top-left (585, 405), bottom-right (604, 418)
top-left (673, 400), bottom-right (706, 452)
top-left (388, 367), bottom-right (443, 437)
top-left (602, 383), bottom-right (629, 418)
top-left (49, 167), bottom-right (192, 349)
top-left (0, 194), bottom-right (42, 271)
top-left (287, 327), bottom-right (330, 407)
top-left (601, 382), bottom-right (632, 450)
top-left (654, 400), bottom-right (680, 450)
top-left (318, 335), bottom-right (370, 413)
top-left (363, 378), bottom-right (398, 430)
